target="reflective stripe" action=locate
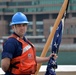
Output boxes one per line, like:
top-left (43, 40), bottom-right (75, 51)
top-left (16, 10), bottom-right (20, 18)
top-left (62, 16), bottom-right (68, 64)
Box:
top-left (23, 45), bottom-right (31, 53)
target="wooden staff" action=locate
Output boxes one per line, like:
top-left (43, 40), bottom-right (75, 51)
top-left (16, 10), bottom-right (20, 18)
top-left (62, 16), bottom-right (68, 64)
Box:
top-left (35, 0), bottom-right (68, 75)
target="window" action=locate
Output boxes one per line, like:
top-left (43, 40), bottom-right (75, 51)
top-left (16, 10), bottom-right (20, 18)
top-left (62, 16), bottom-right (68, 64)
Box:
top-left (36, 24), bottom-right (43, 36)
top-left (17, 2), bottom-right (32, 6)
top-left (52, 14), bottom-right (58, 19)
top-left (36, 25), bottom-right (43, 29)
top-left (0, 2), bottom-right (6, 5)
top-left (8, 2), bottom-right (16, 6)
top-left (26, 32), bottom-right (33, 36)
top-left (36, 14), bottom-right (49, 21)
top-left (17, 8), bottom-right (24, 12)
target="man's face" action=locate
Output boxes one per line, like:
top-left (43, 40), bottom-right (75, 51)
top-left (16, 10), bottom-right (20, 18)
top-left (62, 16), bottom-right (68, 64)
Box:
top-left (12, 24), bottom-right (27, 37)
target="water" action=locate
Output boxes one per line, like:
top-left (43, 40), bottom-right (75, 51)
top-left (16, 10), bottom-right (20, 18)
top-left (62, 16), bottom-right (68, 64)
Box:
top-left (36, 51), bottom-right (76, 65)
top-left (0, 51), bottom-right (76, 66)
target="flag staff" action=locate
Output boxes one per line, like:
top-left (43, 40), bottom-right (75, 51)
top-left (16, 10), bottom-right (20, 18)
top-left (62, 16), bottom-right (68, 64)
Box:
top-left (35, 0), bottom-right (69, 75)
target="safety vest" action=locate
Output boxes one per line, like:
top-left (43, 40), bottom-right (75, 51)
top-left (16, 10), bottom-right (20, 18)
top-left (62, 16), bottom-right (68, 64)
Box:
top-left (9, 34), bottom-right (37, 74)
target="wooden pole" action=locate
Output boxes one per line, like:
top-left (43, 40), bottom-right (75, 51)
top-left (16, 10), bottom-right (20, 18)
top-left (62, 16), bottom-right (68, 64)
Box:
top-left (35, 0), bottom-right (68, 75)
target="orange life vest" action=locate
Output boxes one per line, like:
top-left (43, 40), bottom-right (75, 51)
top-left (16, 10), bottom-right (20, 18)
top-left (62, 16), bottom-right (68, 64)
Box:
top-left (9, 34), bottom-right (37, 74)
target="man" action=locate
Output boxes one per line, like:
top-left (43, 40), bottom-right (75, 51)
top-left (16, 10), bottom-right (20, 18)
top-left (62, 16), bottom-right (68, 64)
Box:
top-left (1, 12), bottom-right (57, 75)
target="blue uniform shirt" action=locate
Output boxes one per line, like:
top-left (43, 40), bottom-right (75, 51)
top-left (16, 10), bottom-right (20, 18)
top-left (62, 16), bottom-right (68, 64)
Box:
top-left (1, 33), bottom-right (31, 75)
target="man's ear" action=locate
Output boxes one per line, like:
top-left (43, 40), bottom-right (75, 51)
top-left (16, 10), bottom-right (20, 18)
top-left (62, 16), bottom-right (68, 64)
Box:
top-left (11, 25), bottom-right (15, 31)
top-left (12, 25), bottom-right (15, 29)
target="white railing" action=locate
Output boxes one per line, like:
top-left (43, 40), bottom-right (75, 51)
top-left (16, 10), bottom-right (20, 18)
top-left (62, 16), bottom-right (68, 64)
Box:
top-left (0, 65), bottom-right (76, 74)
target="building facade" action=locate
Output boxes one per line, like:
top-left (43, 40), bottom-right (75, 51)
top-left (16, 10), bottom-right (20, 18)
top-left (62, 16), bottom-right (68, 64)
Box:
top-left (0, 0), bottom-right (76, 44)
